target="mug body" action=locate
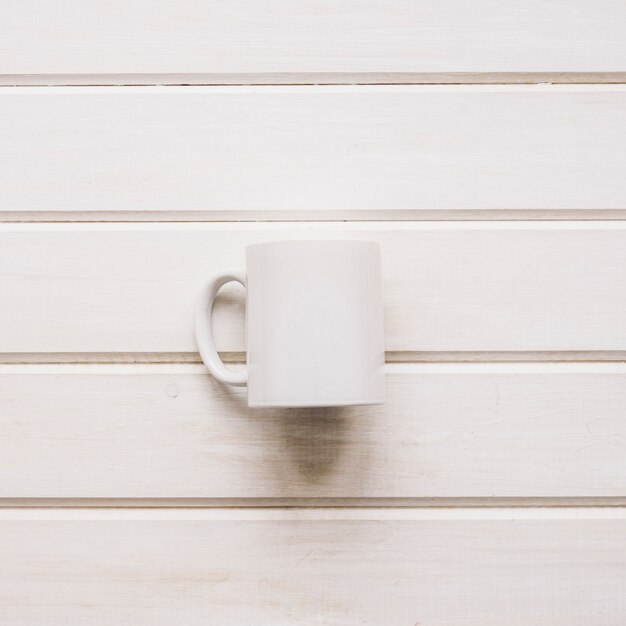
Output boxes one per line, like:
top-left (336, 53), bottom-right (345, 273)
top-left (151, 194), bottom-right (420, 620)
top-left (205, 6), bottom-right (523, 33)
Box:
top-left (245, 240), bottom-right (385, 407)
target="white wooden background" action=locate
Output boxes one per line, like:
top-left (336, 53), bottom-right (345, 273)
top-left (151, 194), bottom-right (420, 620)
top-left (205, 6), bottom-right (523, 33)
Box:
top-left (1, 2), bottom-right (626, 624)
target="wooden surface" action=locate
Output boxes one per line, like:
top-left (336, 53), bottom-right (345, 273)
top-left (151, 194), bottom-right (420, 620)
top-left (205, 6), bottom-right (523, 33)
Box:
top-left (1, 509), bottom-right (625, 625)
top-left (2, 86), bottom-right (626, 219)
top-left (2, 363), bottom-right (626, 500)
top-left (3, 2), bottom-right (626, 621)
top-left (2, 0), bottom-right (626, 79)
top-left (2, 223), bottom-right (625, 355)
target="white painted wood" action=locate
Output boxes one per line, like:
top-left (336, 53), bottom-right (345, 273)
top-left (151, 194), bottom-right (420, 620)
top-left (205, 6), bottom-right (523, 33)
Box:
top-left (1, 222), bottom-right (626, 354)
top-left (1, 513), bottom-right (624, 624)
top-left (2, 363), bottom-right (626, 499)
top-left (2, 0), bottom-right (626, 77)
top-left (3, 507), bottom-right (626, 520)
top-left (2, 86), bottom-right (626, 218)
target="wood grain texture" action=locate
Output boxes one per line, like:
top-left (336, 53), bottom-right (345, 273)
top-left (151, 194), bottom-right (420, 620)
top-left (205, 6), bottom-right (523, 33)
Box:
top-left (2, 86), bottom-right (626, 218)
top-left (2, 363), bottom-right (626, 499)
top-left (1, 512), bottom-right (625, 624)
top-left (2, 0), bottom-right (626, 78)
top-left (1, 223), bottom-right (626, 355)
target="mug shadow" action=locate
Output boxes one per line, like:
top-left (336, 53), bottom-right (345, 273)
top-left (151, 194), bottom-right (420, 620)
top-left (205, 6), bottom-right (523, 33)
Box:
top-left (262, 406), bottom-right (352, 483)
top-left (215, 383), bottom-right (357, 485)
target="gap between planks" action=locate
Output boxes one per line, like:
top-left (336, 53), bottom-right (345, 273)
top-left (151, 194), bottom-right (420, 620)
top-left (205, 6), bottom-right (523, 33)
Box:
top-left (2, 354), bottom-right (626, 366)
top-left (4, 209), bottom-right (626, 222)
top-left (2, 72), bottom-right (626, 87)
top-left (1, 506), bottom-right (626, 520)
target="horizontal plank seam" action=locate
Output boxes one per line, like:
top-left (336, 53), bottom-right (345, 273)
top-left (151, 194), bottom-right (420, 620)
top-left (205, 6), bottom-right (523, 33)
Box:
top-left (1, 352), bottom-right (626, 365)
top-left (3, 498), bottom-right (626, 509)
top-left (3, 362), bottom-right (626, 374)
top-left (2, 72), bottom-right (626, 87)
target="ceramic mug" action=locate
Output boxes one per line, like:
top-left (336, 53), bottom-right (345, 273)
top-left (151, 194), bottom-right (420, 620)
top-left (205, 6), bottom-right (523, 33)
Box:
top-left (194, 240), bottom-right (385, 408)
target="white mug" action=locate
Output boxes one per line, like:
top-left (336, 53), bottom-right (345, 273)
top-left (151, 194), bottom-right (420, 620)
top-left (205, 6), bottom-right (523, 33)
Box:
top-left (195, 240), bottom-right (385, 408)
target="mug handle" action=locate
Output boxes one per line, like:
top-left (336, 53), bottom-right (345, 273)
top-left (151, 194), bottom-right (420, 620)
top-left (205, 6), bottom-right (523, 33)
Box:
top-left (194, 268), bottom-right (247, 386)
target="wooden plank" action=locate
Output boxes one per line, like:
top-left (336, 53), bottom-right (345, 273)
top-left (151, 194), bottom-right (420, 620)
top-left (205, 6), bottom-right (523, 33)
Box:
top-left (2, 86), bottom-right (626, 219)
top-left (1, 510), bottom-right (625, 624)
top-left (2, 363), bottom-right (626, 499)
top-left (2, 0), bottom-right (626, 78)
top-left (3, 507), bottom-right (625, 519)
top-left (1, 223), bottom-right (626, 355)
